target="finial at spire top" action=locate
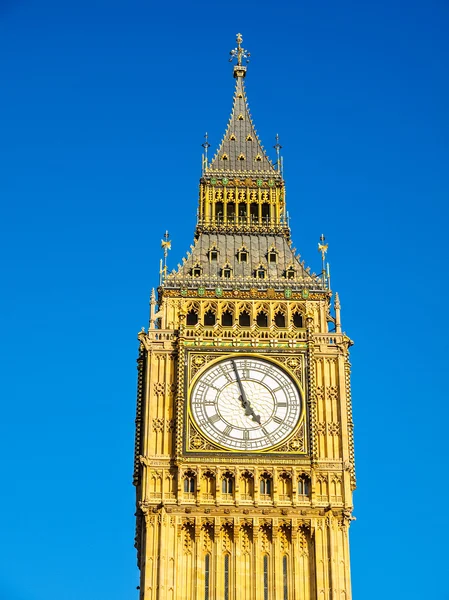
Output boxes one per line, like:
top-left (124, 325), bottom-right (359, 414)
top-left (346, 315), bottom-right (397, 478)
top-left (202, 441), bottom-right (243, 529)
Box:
top-left (229, 33), bottom-right (250, 78)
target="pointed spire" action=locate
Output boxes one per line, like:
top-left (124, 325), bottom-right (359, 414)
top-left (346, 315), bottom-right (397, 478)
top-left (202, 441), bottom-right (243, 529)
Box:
top-left (208, 34), bottom-right (278, 175)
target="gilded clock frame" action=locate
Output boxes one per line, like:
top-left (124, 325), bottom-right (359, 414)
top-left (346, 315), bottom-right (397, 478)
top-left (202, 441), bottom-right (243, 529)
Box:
top-left (183, 348), bottom-right (308, 455)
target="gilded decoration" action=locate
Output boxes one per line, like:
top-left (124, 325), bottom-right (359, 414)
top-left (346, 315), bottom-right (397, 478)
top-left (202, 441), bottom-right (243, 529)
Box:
top-left (184, 350), bottom-right (307, 455)
top-left (162, 288), bottom-right (326, 302)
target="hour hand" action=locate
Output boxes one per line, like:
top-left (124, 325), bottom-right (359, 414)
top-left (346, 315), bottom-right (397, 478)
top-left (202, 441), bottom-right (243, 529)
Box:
top-left (240, 396), bottom-right (261, 423)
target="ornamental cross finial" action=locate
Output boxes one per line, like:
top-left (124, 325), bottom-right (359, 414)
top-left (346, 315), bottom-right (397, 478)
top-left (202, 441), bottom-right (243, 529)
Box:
top-left (229, 33), bottom-right (250, 66)
top-left (160, 230), bottom-right (171, 285)
top-left (318, 234), bottom-right (330, 289)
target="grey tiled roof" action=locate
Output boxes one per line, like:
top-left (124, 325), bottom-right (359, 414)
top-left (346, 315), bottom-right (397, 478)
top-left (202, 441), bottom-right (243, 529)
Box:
top-left (166, 233), bottom-right (321, 288)
top-left (208, 76), bottom-right (277, 175)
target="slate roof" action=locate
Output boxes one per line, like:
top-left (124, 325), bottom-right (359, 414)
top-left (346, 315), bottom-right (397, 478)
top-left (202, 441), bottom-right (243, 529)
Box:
top-left (208, 74), bottom-right (277, 175)
top-left (165, 233), bottom-right (322, 290)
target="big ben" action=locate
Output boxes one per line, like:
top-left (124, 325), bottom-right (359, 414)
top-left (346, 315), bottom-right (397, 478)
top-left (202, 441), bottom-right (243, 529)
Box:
top-left (134, 34), bottom-right (356, 600)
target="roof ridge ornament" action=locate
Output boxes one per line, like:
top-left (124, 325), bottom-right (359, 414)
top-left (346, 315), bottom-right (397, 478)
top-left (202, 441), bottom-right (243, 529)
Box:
top-left (229, 33), bottom-right (250, 78)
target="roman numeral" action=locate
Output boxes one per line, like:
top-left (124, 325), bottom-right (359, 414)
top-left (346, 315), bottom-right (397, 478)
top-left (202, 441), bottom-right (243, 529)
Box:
top-left (224, 425), bottom-right (232, 436)
top-left (210, 414), bottom-right (220, 424)
top-left (243, 430), bottom-right (249, 440)
top-left (273, 416), bottom-right (284, 425)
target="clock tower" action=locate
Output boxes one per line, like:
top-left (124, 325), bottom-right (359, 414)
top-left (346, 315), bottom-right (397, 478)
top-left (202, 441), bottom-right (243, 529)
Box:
top-left (134, 34), bottom-right (356, 600)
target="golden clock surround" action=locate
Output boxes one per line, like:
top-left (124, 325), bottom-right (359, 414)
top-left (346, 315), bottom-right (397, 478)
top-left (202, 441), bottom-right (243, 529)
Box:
top-left (184, 350), bottom-right (307, 455)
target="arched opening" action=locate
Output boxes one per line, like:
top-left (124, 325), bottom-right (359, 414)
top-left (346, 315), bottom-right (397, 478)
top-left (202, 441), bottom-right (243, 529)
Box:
top-left (184, 472), bottom-right (195, 494)
top-left (298, 476), bottom-right (310, 496)
top-left (239, 311), bottom-right (251, 327)
top-left (204, 310), bottom-right (216, 327)
top-left (186, 309), bottom-right (198, 326)
top-left (222, 474), bottom-right (234, 495)
top-left (260, 476), bottom-right (272, 496)
top-left (279, 474), bottom-right (292, 500)
top-left (274, 311), bottom-right (286, 328)
top-left (293, 312), bottom-right (303, 328)
top-left (221, 310), bottom-right (233, 327)
top-left (240, 472), bottom-right (254, 499)
top-left (202, 472), bottom-right (216, 500)
top-left (256, 311), bottom-right (268, 328)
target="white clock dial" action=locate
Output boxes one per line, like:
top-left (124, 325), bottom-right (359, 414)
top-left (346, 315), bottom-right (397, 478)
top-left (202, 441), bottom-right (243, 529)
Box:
top-left (190, 357), bottom-right (302, 451)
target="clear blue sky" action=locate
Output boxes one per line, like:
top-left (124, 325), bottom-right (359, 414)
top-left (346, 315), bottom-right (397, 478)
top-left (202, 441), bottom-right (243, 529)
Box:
top-left (1, 1), bottom-right (448, 598)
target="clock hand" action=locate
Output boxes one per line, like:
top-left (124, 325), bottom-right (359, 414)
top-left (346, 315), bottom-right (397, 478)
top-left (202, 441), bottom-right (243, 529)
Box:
top-left (231, 360), bottom-right (262, 424)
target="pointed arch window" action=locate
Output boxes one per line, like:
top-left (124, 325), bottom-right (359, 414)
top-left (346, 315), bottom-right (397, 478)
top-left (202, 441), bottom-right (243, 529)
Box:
top-left (186, 309), bottom-right (199, 326)
top-left (204, 309), bottom-right (216, 327)
top-left (274, 311), bottom-right (286, 328)
top-left (184, 471), bottom-right (195, 494)
top-left (260, 475), bottom-right (272, 496)
top-left (221, 153), bottom-right (228, 161)
top-left (256, 311), bottom-right (268, 328)
top-left (293, 312), bottom-right (304, 328)
top-left (255, 154), bottom-right (262, 162)
top-left (239, 310), bottom-right (251, 327)
top-left (298, 476), bottom-right (310, 496)
top-left (246, 135), bottom-right (253, 141)
top-left (240, 471), bottom-right (254, 499)
top-left (221, 308), bottom-right (233, 327)
top-left (222, 473), bottom-right (234, 495)
top-left (238, 114), bottom-right (244, 121)
top-left (238, 153), bottom-right (245, 161)
top-left (229, 133), bottom-right (236, 141)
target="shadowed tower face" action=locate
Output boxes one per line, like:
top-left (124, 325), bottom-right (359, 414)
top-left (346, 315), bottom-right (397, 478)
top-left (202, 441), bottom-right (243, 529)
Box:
top-left (134, 33), bottom-right (356, 600)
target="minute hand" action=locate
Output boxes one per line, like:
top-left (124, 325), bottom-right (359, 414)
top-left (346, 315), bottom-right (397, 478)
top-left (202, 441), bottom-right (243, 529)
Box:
top-left (231, 361), bottom-right (261, 424)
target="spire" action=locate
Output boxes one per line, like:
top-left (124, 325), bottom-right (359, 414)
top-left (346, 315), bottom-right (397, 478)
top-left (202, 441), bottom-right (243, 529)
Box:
top-left (207, 34), bottom-right (278, 175)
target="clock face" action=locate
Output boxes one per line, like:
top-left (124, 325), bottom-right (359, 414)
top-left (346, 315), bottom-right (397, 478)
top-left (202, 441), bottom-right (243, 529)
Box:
top-left (190, 357), bottom-right (302, 451)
